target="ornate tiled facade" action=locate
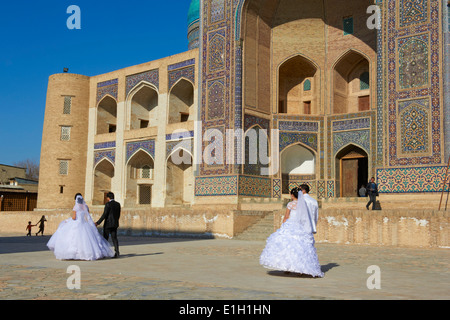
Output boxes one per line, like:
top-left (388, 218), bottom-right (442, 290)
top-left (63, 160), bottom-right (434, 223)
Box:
top-left (193, 0), bottom-right (447, 200)
top-left (44, 0), bottom-right (448, 210)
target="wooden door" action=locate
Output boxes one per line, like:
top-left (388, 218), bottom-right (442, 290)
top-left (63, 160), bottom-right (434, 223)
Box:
top-left (342, 159), bottom-right (359, 197)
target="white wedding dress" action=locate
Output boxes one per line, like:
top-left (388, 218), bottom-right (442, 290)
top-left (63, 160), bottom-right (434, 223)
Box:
top-left (260, 192), bottom-right (324, 277)
top-left (47, 196), bottom-right (114, 261)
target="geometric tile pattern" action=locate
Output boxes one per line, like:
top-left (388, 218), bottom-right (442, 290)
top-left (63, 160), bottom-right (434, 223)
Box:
top-left (279, 132), bottom-right (318, 153)
top-left (94, 141), bottom-right (116, 150)
top-left (208, 31), bottom-right (226, 73)
top-left (398, 99), bottom-right (430, 155)
top-left (168, 66), bottom-right (195, 91)
top-left (386, 0), bottom-right (442, 167)
top-left (398, 34), bottom-right (429, 90)
top-left (239, 175), bottom-right (272, 198)
top-left (94, 150), bottom-right (115, 167)
top-left (166, 139), bottom-right (193, 159)
top-left (126, 140), bottom-right (156, 162)
top-left (126, 69), bottom-right (159, 96)
top-left (377, 166), bottom-right (447, 193)
top-left (333, 130), bottom-right (371, 155)
top-left (317, 180), bottom-right (326, 199)
top-left (272, 179), bottom-right (281, 198)
top-left (97, 79), bottom-right (118, 103)
top-left (195, 175), bottom-right (238, 197)
top-left (399, 0), bottom-right (428, 27)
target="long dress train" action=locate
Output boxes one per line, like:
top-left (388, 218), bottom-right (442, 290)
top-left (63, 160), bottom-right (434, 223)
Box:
top-left (47, 197), bottom-right (114, 261)
top-left (260, 192), bottom-right (324, 278)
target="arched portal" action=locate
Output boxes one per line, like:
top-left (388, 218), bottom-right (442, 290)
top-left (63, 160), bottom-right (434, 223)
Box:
top-left (125, 150), bottom-right (155, 206)
top-left (166, 149), bottom-right (194, 206)
top-left (97, 96), bottom-right (117, 135)
top-left (278, 55), bottom-right (318, 115)
top-left (335, 145), bottom-right (368, 198)
top-left (281, 144), bottom-right (316, 194)
top-left (129, 85), bottom-right (159, 130)
top-left (333, 50), bottom-right (371, 114)
top-left (93, 159), bottom-right (115, 205)
top-left (169, 79), bottom-right (194, 124)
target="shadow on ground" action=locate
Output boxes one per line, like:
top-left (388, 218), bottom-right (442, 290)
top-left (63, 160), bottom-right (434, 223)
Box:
top-left (0, 233), bottom-right (214, 255)
top-left (266, 263), bottom-right (340, 278)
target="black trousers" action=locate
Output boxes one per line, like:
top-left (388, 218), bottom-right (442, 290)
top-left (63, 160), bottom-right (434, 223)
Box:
top-left (103, 227), bottom-right (119, 254)
top-left (366, 194), bottom-right (377, 210)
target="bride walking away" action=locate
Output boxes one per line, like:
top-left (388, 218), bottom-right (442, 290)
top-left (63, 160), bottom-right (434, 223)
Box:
top-left (260, 187), bottom-right (324, 278)
top-left (47, 194), bottom-right (115, 261)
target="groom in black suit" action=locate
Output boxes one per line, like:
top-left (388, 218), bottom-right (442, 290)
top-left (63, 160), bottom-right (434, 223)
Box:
top-left (96, 192), bottom-right (121, 258)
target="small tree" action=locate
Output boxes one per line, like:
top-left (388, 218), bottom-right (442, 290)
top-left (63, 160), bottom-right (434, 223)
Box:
top-left (14, 159), bottom-right (40, 181)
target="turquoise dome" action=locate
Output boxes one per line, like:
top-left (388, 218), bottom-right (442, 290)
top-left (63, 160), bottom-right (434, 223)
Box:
top-left (187, 0), bottom-right (200, 28)
top-left (187, 0), bottom-right (200, 50)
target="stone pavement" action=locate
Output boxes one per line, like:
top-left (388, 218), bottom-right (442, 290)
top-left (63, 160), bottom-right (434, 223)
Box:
top-left (0, 234), bottom-right (449, 300)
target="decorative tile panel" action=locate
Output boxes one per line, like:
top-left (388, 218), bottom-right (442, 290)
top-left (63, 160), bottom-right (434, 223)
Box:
top-left (377, 166), bottom-right (447, 193)
top-left (126, 69), bottom-right (159, 96)
top-left (168, 66), bottom-right (195, 91)
top-left (94, 141), bottom-right (116, 150)
top-left (398, 34), bottom-right (429, 90)
top-left (238, 175), bottom-right (272, 198)
top-left (399, 0), bottom-right (429, 27)
top-left (94, 150), bottom-right (115, 166)
top-left (126, 140), bottom-right (156, 162)
top-left (195, 175), bottom-right (238, 196)
top-left (279, 132), bottom-right (318, 153)
top-left (97, 79), bottom-right (118, 103)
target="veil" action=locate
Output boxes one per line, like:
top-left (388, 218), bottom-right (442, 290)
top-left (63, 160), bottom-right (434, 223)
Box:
top-left (292, 191), bottom-right (316, 234)
top-left (74, 195), bottom-right (94, 224)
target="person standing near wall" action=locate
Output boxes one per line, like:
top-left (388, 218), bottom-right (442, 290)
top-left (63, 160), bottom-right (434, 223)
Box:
top-left (366, 177), bottom-right (378, 210)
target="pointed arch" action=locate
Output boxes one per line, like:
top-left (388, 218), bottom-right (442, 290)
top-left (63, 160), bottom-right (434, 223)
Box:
top-left (93, 158), bottom-right (115, 205)
top-left (165, 147), bottom-right (194, 206)
top-left (168, 78), bottom-right (195, 124)
top-left (126, 82), bottom-right (159, 130)
top-left (332, 49), bottom-right (372, 114)
top-left (335, 144), bottom-right (369, 198)
top-left (125, 149), bottom-right (155, 207)
top-left (96, 95), bottom-right (118, 135)
top-left (277, 54), bottom-right (319, 115)
top-left (280, 142), bottom-right (316, 194)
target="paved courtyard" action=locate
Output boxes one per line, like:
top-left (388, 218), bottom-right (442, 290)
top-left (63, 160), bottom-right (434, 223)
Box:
top-left (0, 233), bottom-right (448, 301)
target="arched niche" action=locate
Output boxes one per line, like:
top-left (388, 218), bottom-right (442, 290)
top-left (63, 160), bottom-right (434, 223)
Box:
top-left (93, 159), bottom-right (115, 205)
top-left (280, 144), bottom-right (316, 194)
top-left (278, 55), bottom-right (318, 115)
top-left (97, 96), bottom-right (117, 135)
top-left (129, 84), bottom-right (159, 130)
top-left (333, 50), bottom-right (371, 114)
top-left (125, 150), bottom-right (155, 206)
top-left (165, 149), bottom-right (194, 206)
top-left (169, 79), bottom-right (194, 124)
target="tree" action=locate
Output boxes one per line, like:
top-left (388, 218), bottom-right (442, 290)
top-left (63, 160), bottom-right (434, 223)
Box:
top-left (14, 159), bottom-right (40, 181)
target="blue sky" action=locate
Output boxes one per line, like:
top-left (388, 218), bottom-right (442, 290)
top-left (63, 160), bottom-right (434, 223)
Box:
top-left (0, 0), bottom-right (192, 166)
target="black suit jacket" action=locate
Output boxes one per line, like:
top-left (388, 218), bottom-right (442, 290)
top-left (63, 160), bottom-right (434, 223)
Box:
top-left (96, 200), bottom-right (121, 230)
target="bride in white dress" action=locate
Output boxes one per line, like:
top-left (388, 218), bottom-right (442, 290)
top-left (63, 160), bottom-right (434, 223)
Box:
top-left (260, 187), bottom-right (324, 278)
top-left (47, 194), bottom-right (115, 261)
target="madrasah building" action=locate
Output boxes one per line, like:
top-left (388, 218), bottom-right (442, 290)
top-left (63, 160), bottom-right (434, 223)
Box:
top-left (37, 0), bottom-right (450, 212)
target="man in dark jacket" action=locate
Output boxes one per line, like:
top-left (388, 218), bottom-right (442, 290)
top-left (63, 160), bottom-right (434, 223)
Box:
top-left (366, 177), bottom-right (378, 210)
top-left (96, 192), bottom-right (121, 258)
